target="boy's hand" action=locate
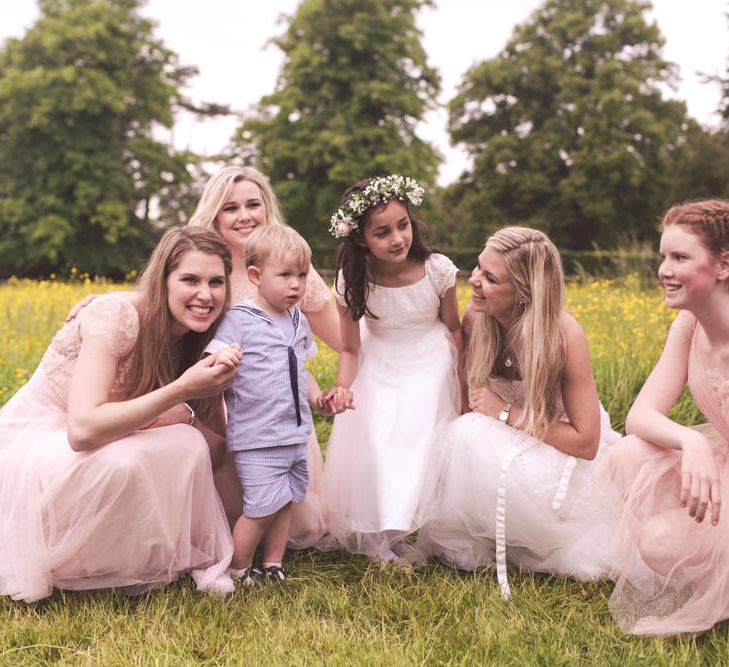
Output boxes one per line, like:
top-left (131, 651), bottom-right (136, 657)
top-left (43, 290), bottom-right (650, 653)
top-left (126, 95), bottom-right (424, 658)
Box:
top-left (211, 343), bottom-right (243, 369)
top-left (323, 386), bottom-right (355, 413)
top-left (311, 393), bottom-right (336, 416)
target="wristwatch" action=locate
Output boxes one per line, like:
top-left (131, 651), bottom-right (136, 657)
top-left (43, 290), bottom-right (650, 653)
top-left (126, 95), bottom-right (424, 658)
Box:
top-left (498, 402), bottom-right (513, 424)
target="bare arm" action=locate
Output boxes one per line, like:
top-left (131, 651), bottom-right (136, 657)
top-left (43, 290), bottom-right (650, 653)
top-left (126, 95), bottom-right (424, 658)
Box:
top-left (624, 316), bottom-right (691, 447)
top-left (624, 313), bottom-right (719, 524)
top-left (67, 336), bottom-right (240, 451)
top-left (304, 298), bottom-right (342, 352)
top-left (470, 314), bottom-right (601, 459)
top-left (334, 301), bottom-right (361, 390)
top-left (439, 284), bottom-right (464, 412)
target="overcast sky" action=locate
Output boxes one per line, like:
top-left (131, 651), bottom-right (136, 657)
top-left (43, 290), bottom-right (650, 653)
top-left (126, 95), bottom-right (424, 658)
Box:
top-left (3, 1), bottom-right (728, 185)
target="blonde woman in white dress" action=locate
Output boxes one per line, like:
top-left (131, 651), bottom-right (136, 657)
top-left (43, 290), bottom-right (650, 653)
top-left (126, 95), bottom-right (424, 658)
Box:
top-left (417, 226), bottom-right (619, 597)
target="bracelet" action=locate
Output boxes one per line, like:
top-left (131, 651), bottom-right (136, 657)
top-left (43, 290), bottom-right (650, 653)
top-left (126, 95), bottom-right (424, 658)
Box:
top-left (498, 401), bottom-right (513, 425)
top-left (183, 402), bottom-right (196, 427)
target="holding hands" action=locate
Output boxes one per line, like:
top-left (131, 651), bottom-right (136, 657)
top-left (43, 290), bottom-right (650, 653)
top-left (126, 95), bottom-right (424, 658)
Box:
top-left (680, 430), bottom-right (721, 525)
top-left (183, 343), bottom-right (242, 398)
top-left (321, 386), bottom-right (356, 415)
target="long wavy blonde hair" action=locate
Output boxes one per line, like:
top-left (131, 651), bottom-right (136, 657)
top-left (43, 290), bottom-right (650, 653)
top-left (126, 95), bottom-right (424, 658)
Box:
top-left (188, 165), bottom-right (285, 231)
top-left (467, 226), bottom-right (566, 439)
top-left (126, 227), bottom-right (232, 424)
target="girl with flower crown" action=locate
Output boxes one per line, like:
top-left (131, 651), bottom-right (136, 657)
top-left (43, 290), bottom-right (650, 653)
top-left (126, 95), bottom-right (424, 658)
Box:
top-left (322, 175), bottom-right (462, 561)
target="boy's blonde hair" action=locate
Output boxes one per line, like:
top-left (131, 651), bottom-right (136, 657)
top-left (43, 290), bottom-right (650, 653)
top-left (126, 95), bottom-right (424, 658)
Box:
top-left (245, 224), bottom-right (312, 270)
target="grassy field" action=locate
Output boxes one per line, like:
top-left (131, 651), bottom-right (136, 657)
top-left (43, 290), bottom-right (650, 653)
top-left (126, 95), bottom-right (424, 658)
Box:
top-left (0, 276), bottom-right (719, 666)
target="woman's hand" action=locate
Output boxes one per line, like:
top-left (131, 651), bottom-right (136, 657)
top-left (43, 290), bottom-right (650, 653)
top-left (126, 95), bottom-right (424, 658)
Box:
top-left (143, 403), bottom-right (194, 429)
top-left (468, 386), bottom-right (505, 419)
top-left (64, 294), bottom-right (98, 323)
top-left (681, 431), bottom-right (721, 525)
top-left (178, 347), bottom-right (241, 399)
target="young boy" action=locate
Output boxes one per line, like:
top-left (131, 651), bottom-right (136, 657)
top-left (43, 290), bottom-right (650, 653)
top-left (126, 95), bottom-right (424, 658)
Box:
top-left (206, 224), bottom-right (338, 584)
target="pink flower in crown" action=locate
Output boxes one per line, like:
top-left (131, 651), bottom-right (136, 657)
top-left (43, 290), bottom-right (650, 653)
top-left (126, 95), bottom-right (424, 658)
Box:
top-left (337, 221), bottom-right (352, 238)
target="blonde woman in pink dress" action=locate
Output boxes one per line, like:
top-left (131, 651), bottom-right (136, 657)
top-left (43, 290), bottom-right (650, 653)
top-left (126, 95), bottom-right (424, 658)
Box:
top-left (606, 199), bottom-right (729, 635)
top-left (0, 228), bottom-right (241, 602)
top-left (189, 166), bottom-right (340, 549)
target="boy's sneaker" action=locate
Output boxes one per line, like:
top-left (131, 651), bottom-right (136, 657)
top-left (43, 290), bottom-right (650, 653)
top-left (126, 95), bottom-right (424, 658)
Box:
top-left (229, 565), bottom-right (264, 587)
top-left (262, 564), bottom-right (286, 583)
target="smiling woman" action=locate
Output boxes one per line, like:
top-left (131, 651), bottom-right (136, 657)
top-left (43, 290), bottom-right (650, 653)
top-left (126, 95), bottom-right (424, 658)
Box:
top-left (416, 226), bottom-right (620, 598)
top-left (0, 227), bottom-right (241, 602)
top-left (604, 199), bottom-right (729, 636)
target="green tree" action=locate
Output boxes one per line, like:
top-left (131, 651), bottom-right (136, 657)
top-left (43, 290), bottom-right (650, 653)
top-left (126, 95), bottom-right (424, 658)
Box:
top-left (670, 122), bottom-right (729, 203)
top-left (231, 0), bottom-right (441, 247)
top-left (447, 0), bottom-right (689, 249)
top-left (0, 0), bottom-right (197, 277)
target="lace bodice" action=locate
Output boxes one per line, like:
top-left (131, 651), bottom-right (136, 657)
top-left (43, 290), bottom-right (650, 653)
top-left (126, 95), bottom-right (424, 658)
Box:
top-left (333, 254), bottom-right (458, 338)
top-left (230, 264), bottom-right (332, 313)
top-left (40, 294), bottom-right (139, 404)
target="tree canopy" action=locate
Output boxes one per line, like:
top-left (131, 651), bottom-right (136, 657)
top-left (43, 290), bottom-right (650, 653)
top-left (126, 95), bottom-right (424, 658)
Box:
top-left (446, 0), bottom-right (689, 249)
top-left (231, 0), bottom-right (441, 247)
top-left (0, 0), bottom-right (196, 277)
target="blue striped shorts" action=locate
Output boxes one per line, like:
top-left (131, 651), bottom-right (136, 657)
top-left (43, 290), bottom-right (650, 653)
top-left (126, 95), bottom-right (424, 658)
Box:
top-left (232, 443), bottom-right (308, 519)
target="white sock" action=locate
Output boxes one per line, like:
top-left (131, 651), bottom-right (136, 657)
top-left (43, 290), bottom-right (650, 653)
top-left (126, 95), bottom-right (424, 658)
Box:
top-left (229, 563), bottom-right (253, 578)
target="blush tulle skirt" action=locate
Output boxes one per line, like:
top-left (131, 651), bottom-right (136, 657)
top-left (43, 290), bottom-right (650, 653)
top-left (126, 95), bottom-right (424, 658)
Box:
top-left (605, 426), bottom-right (729, 636)
top-left (0, 371), bottom-right (235, 602)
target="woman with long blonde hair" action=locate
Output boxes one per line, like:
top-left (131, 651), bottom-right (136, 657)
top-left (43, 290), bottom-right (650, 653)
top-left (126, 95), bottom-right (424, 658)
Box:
top-left (417, 226), bottom-right (619, 598)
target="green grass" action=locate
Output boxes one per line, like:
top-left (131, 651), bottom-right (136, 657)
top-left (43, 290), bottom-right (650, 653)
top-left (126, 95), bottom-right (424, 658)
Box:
top-left (0, 277), bottom-right (721, 665)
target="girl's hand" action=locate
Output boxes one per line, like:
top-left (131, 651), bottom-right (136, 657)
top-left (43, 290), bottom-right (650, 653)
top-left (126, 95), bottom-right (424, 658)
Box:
top-left (681, 432), bottom-right (721, 525)
top-left (64, 294), bottom-right (98, 323)
top-left (211, 343), bottom-right (243, 369)
top-left (143, 403), bottom-right (194, 429)
top-left (178, 354), bottom-right (239, 399)
top-left (468, 386), bottom-right (505, 419)
top-left (324, 386), bottom-right (355, 413)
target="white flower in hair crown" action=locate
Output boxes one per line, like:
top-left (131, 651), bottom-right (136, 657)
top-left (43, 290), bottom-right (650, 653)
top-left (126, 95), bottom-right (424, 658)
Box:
top-left (329, 175), bottom-right (425, 239)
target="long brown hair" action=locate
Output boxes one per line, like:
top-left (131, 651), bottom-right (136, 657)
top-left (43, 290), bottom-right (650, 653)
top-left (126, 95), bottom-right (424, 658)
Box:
top-left (335, 179), bottom-right (433, 320)
top-left (468, 227), bottom-right (566, 440)
top-left (125, 227), bottom-right (232, 423)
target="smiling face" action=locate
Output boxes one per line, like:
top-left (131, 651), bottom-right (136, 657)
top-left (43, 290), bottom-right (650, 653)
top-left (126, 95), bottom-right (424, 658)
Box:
top-left (361, 199), bottom-right (413, 264)
top-left (469, 247), bottom-right (518, 325)
top-left (215, 179), bottom-right (268, 256)
top-left (166, 250), bottom-right (227, 338)
top-left (658, 224), bottom-right (724, 310)
top-left (248, 254), bottom-right (309, 316)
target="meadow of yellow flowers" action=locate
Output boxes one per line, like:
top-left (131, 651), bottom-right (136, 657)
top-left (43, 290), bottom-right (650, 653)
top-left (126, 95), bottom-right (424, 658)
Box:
top-left (0, 276), bottom-right (702, 433)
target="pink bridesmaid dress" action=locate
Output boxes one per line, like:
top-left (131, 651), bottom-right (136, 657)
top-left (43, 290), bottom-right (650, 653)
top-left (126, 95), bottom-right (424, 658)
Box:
top-left (606, 310), bottom-right (729, 635)
top-left (0, 294), bottom-right (234, 602)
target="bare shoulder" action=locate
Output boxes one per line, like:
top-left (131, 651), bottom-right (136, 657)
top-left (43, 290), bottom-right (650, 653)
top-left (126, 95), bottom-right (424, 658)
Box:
top-left (559, 310), bottom-right (586, 342)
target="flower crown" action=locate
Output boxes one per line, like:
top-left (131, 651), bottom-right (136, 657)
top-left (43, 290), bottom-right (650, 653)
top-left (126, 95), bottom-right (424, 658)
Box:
top-left (329, 175), bottom-right (425, 239)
